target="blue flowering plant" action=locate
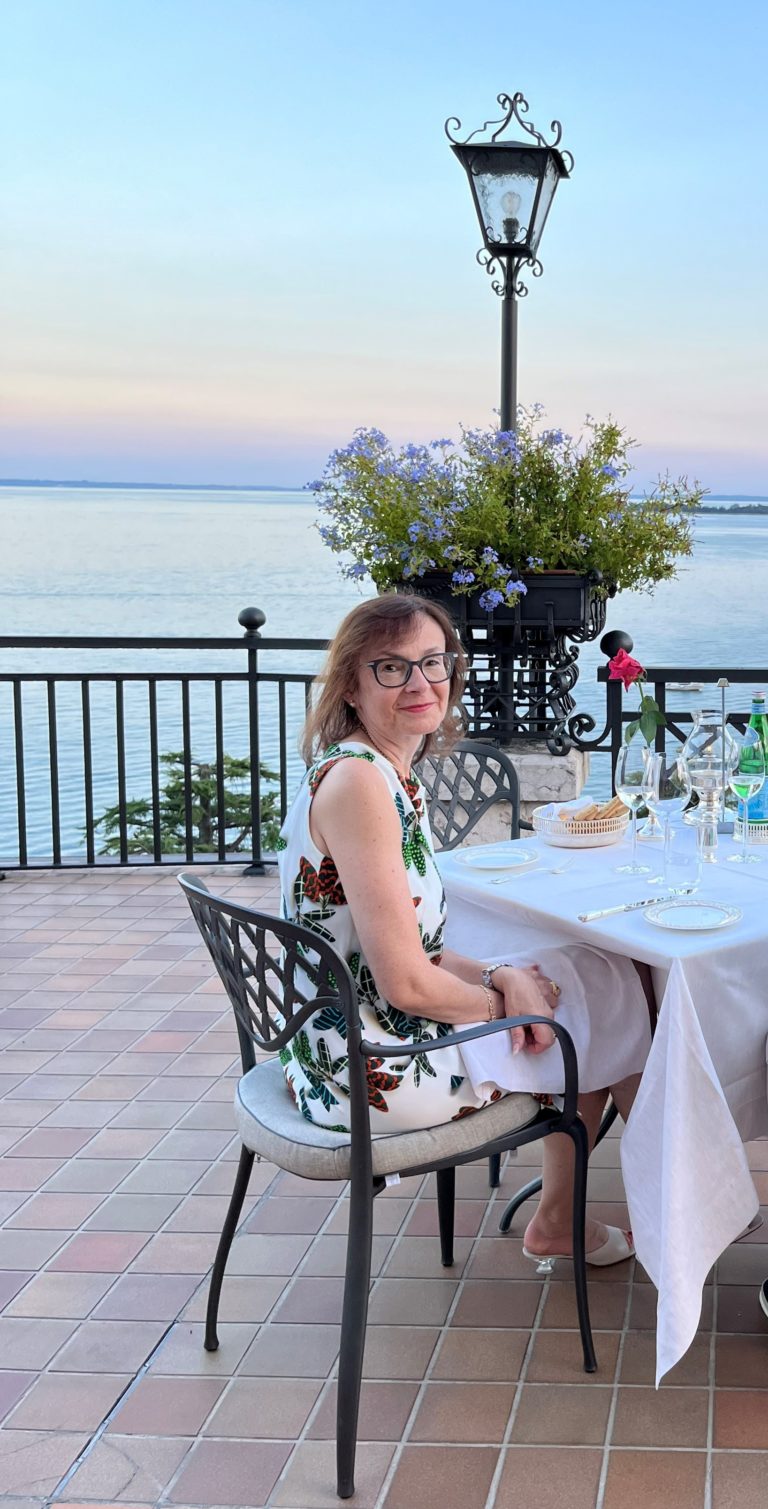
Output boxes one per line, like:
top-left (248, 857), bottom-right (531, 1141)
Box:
top-left (310, 407), bottom-right (702, 607)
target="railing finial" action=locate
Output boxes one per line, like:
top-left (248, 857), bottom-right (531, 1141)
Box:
top-left (238, 607), bottom-right (266, 638)
top-left (600, 629), bottom-right (633, 658)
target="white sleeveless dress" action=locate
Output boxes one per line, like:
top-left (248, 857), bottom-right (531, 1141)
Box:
top-left (277, 739), bottom-right (651, 1132)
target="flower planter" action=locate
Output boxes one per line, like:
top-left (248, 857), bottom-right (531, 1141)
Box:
top-left (398, 570), bottom-right (607, 753)
top-left (408, 569), bottom-right (605, 636)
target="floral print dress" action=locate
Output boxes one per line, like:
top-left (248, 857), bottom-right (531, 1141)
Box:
top-left (276, 740), bottom-right (499, 1132)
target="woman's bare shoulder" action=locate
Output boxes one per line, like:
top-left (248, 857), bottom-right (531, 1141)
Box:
top-left (311, 749), bottom-right (392, 807)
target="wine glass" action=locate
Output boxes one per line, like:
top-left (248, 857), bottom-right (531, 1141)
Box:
top-left (614, 741), bottom-right (653, 874)
top-left (727, 728), bottom-right (765, 865)
top-left (643, 750), bottom-right (694, 885)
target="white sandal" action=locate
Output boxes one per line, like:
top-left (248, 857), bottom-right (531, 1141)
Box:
top-left (523, 1225), bottom-right (635, 1273)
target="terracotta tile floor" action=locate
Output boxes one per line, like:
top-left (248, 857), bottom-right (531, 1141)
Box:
top-left (2, 866), bottom-right (768, 1509)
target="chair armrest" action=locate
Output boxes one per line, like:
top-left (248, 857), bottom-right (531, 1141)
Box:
top-left (519, 818), bottom-right (535, 832)
top-left (361, 1014), bottom-right (579, 1125)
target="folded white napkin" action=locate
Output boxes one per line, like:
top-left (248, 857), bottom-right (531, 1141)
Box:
top-left (538, 799), bottom-right (595, 820)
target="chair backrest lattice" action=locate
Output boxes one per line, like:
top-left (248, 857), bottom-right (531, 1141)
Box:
top-left (179, 874), bottom-right (361, 1077)
top-left (416, 739), bottom-right (521, 851)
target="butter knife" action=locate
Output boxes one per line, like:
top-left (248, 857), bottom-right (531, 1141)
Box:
top-left (578, 885), bottom-right (695, 922)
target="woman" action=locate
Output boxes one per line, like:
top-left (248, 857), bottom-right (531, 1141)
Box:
top-left (277, 595), bottom-right (652, 1266)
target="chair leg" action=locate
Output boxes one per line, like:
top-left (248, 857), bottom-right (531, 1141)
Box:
top-left (498, 1100), bottom-right (620, 1233)
top-left (498, 1172), bottom-right (543, 1233)
top-left (593, 1098), bottom-right (619, 1145)
top-left (436, 1166), bottom-right (456, 1267)
top-left (336, 1179), bottom-right (374, 1499)
top-left (567, 1116), bottom-right (597, 1373)
top-left (488, 1152), bottom-right (502, 1188)
top-left (205, 1144), bottom-right (254, 1352)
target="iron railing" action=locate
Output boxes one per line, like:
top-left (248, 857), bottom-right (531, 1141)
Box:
top-left (1, 607), bottom-right (767, 869)
top-left (589, 665), bottom-right (764, 791)
top-left (0, 608), bottom-right (326, 872)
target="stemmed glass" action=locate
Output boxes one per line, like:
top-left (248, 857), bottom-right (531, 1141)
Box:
top-left (614, 741), bottom-right (652, 874)
top-left (727, 728), bottom-right (765, 865)
top-left (683, 712), bottom-right (739, 861)
top-left (642, 750), bottom-right (694, 886)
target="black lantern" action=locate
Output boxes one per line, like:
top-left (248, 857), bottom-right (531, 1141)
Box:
top-left (446, 92), bottom-right (571, 430)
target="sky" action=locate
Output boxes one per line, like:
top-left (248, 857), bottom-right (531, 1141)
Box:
top-left (2, 0), bottom-right (767, 491)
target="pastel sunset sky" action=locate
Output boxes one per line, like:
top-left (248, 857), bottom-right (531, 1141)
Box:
top-left (2, 0), bottom-right (767, 490)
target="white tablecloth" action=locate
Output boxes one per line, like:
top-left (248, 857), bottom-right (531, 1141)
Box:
top-left (438, 828), bottom-right (768, 1384)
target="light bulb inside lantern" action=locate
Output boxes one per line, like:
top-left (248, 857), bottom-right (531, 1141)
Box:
top-left (501, 190), bottom-right (521, 243)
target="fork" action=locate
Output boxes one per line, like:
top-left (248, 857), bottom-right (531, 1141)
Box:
top-left (490, 857), bottom-right (576, 885)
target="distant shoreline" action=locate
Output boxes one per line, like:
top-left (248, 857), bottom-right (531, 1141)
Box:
top-left (0, 479), bottom-right (302, 492)
top-left (1, 479), bottom-right (767, 506)
top-left (696, 503), bottom-right (768, 513)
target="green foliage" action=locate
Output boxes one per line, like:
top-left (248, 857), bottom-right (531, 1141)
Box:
top-left (312, 408), bottom-right (704, 601)
top-left (92, 752), bottom-right (281, 857)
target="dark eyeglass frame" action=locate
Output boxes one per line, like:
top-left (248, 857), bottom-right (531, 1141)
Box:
top-left (365, 652), bottom-right (458, 687)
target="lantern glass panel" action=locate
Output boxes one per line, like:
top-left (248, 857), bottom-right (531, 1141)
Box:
top-left (527, 155), bottom-right (561, 254)
top-left (471, 151), bottom-right (542, 250)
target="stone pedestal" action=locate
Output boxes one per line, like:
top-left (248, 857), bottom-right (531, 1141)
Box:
top-left (465, 741), bottom-right (590, 846)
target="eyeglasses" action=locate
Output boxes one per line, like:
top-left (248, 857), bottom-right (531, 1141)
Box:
top-left (366, 652), bottom-right (457, 687)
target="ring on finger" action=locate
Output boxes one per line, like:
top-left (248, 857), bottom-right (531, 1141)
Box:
top-left (549, 979), bottom-right (561, 1000)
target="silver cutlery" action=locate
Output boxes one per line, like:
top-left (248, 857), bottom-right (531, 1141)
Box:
top-left (490, 857), bottom-right (576, 885)
top-left (578, 885), bottom-right (696, 922)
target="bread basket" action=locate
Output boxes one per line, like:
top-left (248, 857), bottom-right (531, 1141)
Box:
top-left (532, 800), bottom-right (629, 849)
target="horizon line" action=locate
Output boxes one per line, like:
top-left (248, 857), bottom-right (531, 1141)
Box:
top-left (2, 478), bottom-right (768, 505)
top-left (0, 478), bottom-right (304, 492)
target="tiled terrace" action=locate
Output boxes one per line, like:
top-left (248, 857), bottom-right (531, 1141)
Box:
top-left (1, 867), bottom-right (768, 1509)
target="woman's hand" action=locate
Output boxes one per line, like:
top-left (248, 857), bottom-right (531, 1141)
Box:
top-left (492, 965), bottom-right (557, 1055)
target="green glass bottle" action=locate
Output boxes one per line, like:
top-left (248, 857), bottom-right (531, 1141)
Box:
top-left (745, 694), bottom-right (768, 833)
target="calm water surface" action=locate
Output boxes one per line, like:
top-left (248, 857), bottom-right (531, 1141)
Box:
top-left (1, 486), bottom-right (766, 858)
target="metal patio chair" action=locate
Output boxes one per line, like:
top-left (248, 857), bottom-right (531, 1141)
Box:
top-left (416, 739), bottom-right (532, 1188)
top-left (416, 738), bottom-right (531, 850)
top-left (179, 872), bottom-right (596, 1501)
top-left (417, 740), bottom-right (621, 1212)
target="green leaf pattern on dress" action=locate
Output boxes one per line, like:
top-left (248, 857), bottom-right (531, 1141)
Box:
top-left (278, 742), bottom-right (484, 1125)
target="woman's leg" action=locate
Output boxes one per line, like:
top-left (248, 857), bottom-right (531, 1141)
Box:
top-left (523, 1090), bottom-right (610, 1255)
top-left (524, 956), bottom-right (654, 1257)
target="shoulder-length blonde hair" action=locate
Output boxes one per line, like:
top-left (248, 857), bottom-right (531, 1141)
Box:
top-left (300, 595), bottom-right (467, 765)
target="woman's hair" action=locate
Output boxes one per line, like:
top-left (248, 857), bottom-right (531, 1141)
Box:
top-left (300, 594), bottom-right (467, 764)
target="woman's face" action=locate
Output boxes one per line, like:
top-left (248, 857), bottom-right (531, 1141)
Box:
top-left (350, 615), bottom-right (452, 757)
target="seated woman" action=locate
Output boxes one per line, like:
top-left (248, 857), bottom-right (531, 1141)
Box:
top-left (277, 595), bottom-right (653, 1266)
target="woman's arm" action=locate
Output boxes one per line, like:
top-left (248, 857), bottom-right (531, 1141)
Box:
top-left (309, 760), bottom-right (554, 1050)
top-left (439, 948), bottom-right (556, 1055)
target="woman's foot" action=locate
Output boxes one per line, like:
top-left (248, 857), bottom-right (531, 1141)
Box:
top-left (523, 1214), bottom-right (634, 1265)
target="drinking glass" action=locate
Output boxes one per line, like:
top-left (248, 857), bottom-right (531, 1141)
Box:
top-left (614, 741), bottom-right (652, 874)
top-left (643, 750), bottom-right (694, 885)
top-left (682, 709), bottom-right (739, 856)
top-left (727, 728), bottom-right (765, 865)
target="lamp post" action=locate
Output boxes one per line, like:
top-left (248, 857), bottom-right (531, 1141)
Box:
top-left (446, 91), bottom-right (571, 433)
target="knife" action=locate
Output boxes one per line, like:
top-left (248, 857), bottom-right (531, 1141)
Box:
top-left (578, 885), bottom-right (696, 922)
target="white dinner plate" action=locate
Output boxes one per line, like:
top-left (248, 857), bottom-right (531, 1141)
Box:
top-left (452, 845), bottom-right (539, 874)
top-left (643, 900), bottom-right (742, 932)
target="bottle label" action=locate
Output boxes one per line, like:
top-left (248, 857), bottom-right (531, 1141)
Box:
top-left (747, 705), bottom-right (768, 825)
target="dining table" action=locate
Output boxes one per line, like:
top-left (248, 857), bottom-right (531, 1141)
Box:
top-left (436, 821), bottom-right (768, 1385)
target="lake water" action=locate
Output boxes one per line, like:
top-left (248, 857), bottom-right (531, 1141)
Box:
top-left (2, 485), bottom-right (767, 860)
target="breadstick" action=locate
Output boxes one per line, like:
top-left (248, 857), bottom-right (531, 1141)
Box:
top-left (566, 803), bottom-right (600, 825)
top-left (597, 797), bottom-right (623, 819)
top-left (595, 801), bottom-right (614, 820)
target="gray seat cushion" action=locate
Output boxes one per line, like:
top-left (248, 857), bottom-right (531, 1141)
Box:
top-left (234, 1059), bottom-right (540, 1180)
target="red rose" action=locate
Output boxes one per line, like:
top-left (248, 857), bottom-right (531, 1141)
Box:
top-left (608, 648), bottom-right (645, 691)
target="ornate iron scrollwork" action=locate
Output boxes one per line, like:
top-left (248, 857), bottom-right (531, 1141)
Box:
top-left (445, 90), bottom-right (573, 169)
top-left (460, 592), bottom-right (608, 755)
top-left (477, 246), bottom-right (544, 299)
